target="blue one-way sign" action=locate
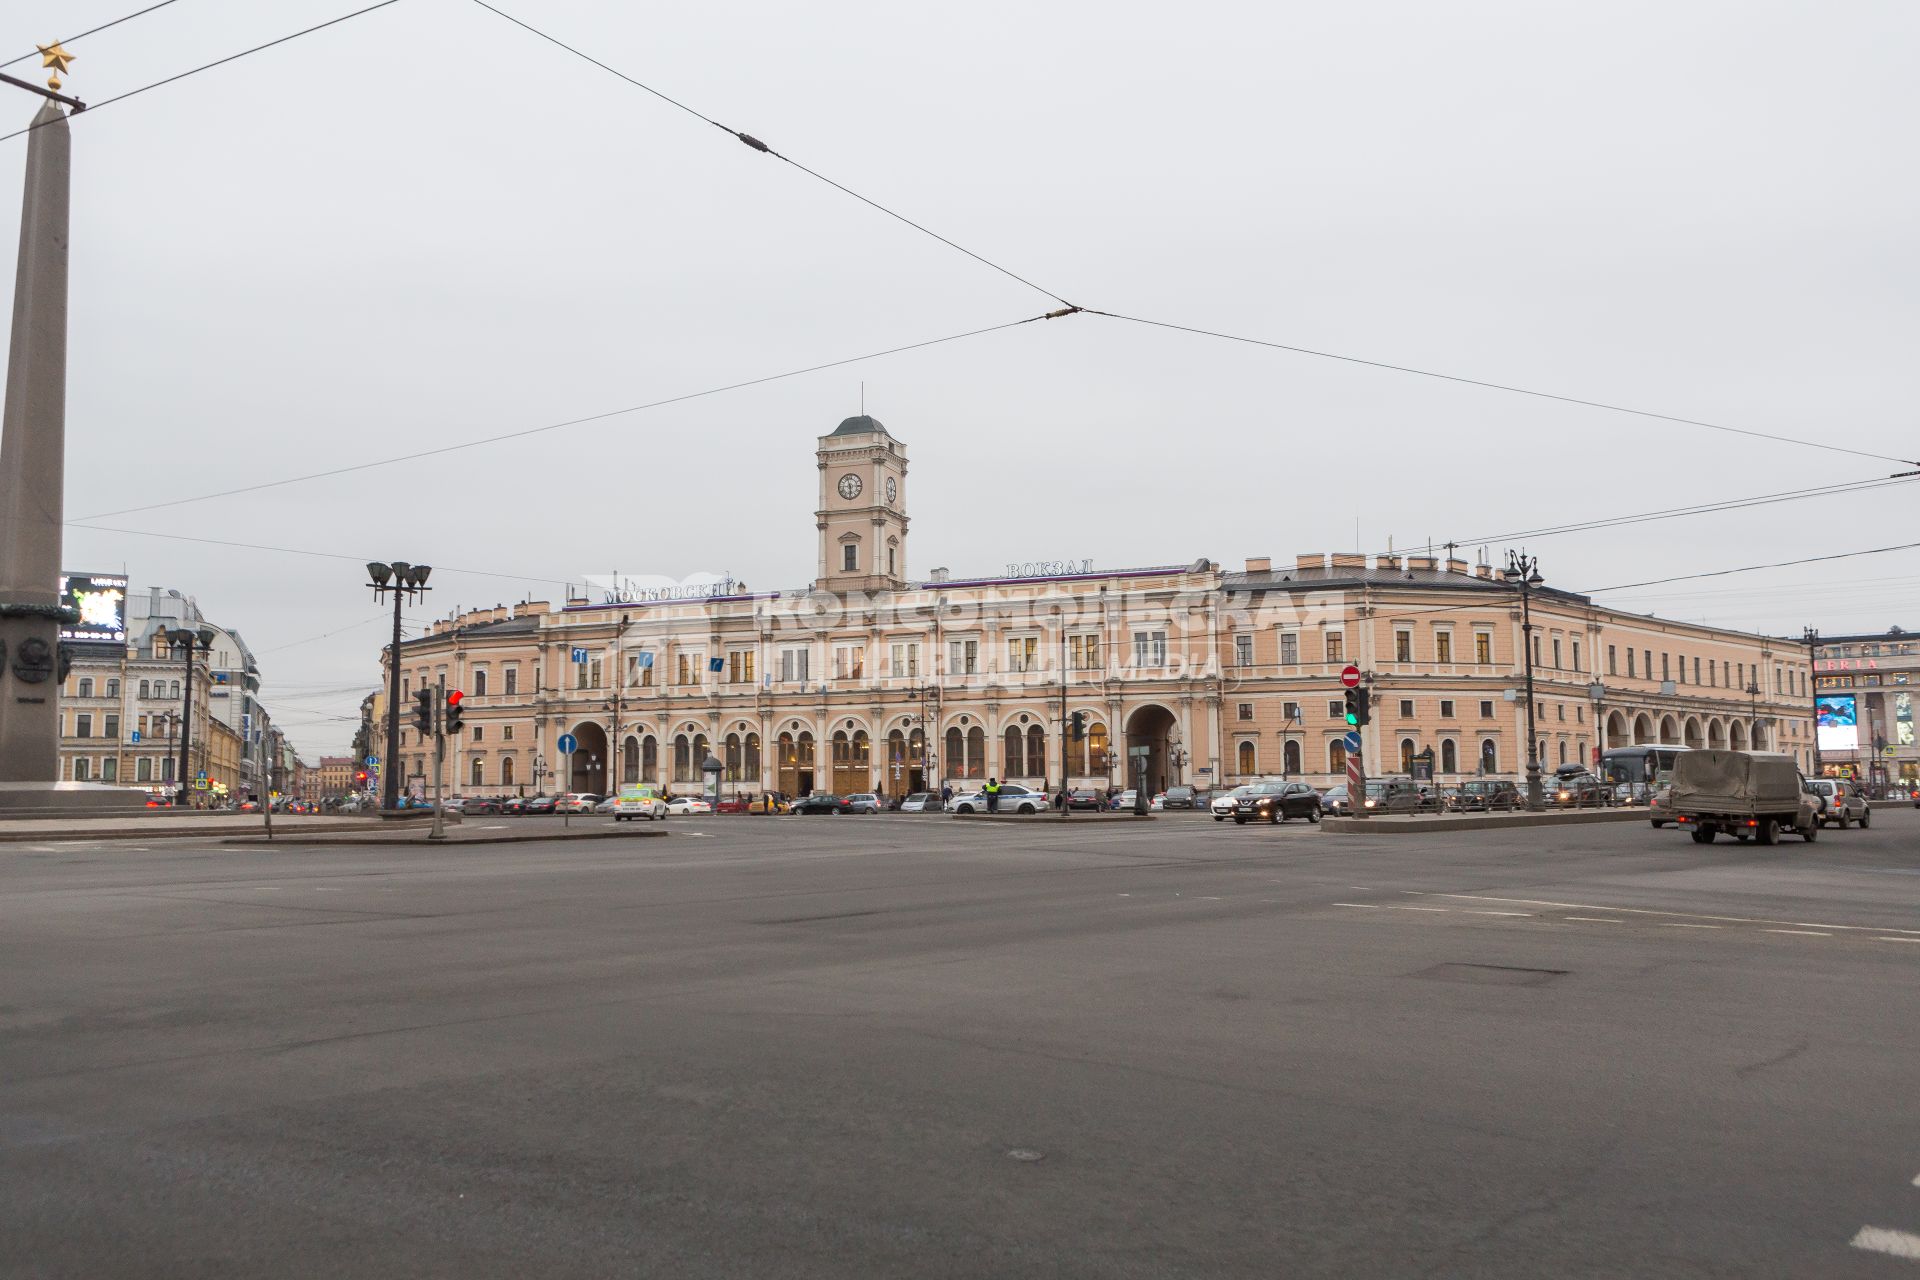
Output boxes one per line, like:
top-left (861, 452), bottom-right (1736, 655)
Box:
top-left (557, 733), bottom-right (578, 755)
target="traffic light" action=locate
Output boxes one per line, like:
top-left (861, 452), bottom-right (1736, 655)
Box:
top-left (1343, 687), bottom-right (1373, 729)
top-left (1069, 710), bottom-right (1087, 741)
top-left (444, 688), bottom-right (465, 734)
top-left (413, 687), bottom-right (435, 735)
top-left (355, 770), bottom-right (368, 784)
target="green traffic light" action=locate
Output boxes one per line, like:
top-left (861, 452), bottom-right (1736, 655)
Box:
top-left (1345, 712), bottom-right (1358, 726)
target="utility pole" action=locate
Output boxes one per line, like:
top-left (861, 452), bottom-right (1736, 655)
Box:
top-left (1504, 550), bottom-right (1545, 811)
top-left (1803, 626), bottom-right (1821, 778)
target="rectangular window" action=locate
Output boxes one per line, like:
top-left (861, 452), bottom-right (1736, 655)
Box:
top-left (504, 667), bottom-right (517, 695)
top-left (631, 654), bottom-right (655, 687)
top-left (842, 544), bottom-right (857, 572)
top-left (1132, 630), bottom-right (1167, 667)
top-left (1279, 632), bottom-right (1299, 666)
top-left (137, 756), bottom-right (151, 781)
top-left (834, 646), bottom-right (866, 680)
top-left (1571, 640), bottom-right (1581, 672)
top-left (104, 714), bottom-right (120, 740)
top-left (102, 757), bottom-right (118, 782)
top-left (472, 726), bottom-right (483, 741)
top-left (1661, 653), bottom-right (1670, 681)
top-left (1627, 649), bottom-right (1637, 678)
top-left (473, 668), bottom-right (489, 696)
top-left (948, 638), bottom-right (978, 675)
top-left (1069, 634), bottom-right (1100, 670)
top-left (1608, 645), bottom-right (1617, 675)
top-left (1006, 636), bottom-right (1039, 674)
top-left (1435, 633), bottom-right (1452, 664)
top-left (1399, 699), bottom-right (1414, 718)
top-left (1692, 657), bottom-right (1700, 685)
top-left (1575, 705), bottom-right (1584, 723)
top-left (1395, 630), bottom-right (1412, 662)
top-left (1557, 704), bottom-right (1565, 721)
top-left (1237, 702), bottom-right (1254, 721)
top-left (1325, 631), bottom-right (1344, 663)
top-left (503, 726), bottom-right (513, 741)
top-left (1282, 701), bottom-right (1301, 720)
top-left (1552, 638), bottom-right (1563, 669)
top-left (1475, 632), bottom-right (1492, 664)
top-left (677, 653), bottom-right (703, 685)
top-left (889, 642), bottom-right (919, 677)
top-left (1235, 635), bottom-right (1254, 668)
top-left (1440, 700), bottom-right (1455, 718)
top-left (577, 660), bottom-right (590, 690)
top-left (730, 650), bottom-right (756, 683)
top-left (1328, 700), bottom-right (1344, 718)
top-left (780, 647), bottom-right (810, 682)
top-left (1532, 635), bottom-right (1542, 666)
top-left (1644, 651), bottom-right (1652, 681)
top-left (76, 713), bottom-right (91, 738)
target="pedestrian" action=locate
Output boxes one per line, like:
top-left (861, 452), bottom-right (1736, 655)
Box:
top-left (1057, 784), bottom-right (1070, 815)
top-left (985, 777), bottom-right (1001, 813)
top-left (941, 782), bottom-right (953, 810)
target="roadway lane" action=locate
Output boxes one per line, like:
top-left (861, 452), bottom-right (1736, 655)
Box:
top-left (3, 809), bottom-right (1918, 1276)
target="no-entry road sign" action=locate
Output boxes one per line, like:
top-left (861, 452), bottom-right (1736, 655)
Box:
top-left (1340, 665), bottom-right (1362, 688)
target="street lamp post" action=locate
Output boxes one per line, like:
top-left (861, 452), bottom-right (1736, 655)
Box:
top-left (608, 612), bottom-right (631, 793)
top-left (366, 561), bottom-right (431, 812)
top-left (1804, 626), bottom-right (1821, 778)
top-left (1503, 551), bottom-right (1546, 811)
top-left (169, 626), bottom-right (213, 807)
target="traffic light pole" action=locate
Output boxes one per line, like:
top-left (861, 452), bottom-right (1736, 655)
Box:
top-left (430, 691), bottom-right (447, 841)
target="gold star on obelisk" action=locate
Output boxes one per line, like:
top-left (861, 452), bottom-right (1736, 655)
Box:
top-left (37, 42), bottom-right (74, 93)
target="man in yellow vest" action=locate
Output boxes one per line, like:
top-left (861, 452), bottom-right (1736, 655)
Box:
top-left (985, 777), bottom-right (1001, 813)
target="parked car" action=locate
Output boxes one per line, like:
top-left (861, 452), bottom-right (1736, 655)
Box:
top-left (1807, 778), bottom-right (1872, 828)
top-left (1110, 789), bottom-right (1139, 811)
top-left (1212, 785), bottom-right (1254, 820)
top-left (1232, 780), bottom-right (1322, 824)
top-left (1552, 771), bottom-right (1609, 807)
top-left (443, 795), bottom-right (469, 813)
top-left (749, 795), bottom-right (791, 814)
top-left (714, 797), bottom-right (750, 814)
top-left (463, 796), bottom-right (501, 815)
top-left (1149, 792), bottom-right (1167, 811)
top-left (1648, 783), bottom-right (1673, 828)
top-left (899, 792), bottom-right (939, 812)
top-left (593, 797), bottom-right (618, 814)
top-left (1067, 788), bottom-right (1105, 811)
top-left (557, 793), bottom-right (601, 813)
top-left (500, 796), bottom-right (530, 815)
top-left (843, 793), bottom-right (883, 814)
top-left (1162, 785), bottom-right (1202, 810)
top-left (949, 783), bottom-right (1048, 815)
top-left (666, 796), bottom-right (713, 815)
top-left (525, 794), bottom-right (559, 814)
top-left (791, 793), bottom-right (850, 815)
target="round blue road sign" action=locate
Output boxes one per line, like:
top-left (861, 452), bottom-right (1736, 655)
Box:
top-left (557, 733), bottom-right (578, 754)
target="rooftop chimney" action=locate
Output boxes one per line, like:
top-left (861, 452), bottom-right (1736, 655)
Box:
top-left (1245, 557), bottom-right (1272, 574)
top-left (1296, 553), bottom-right (1326, 571)
top-left (1329, 553), bottom-right (1367, 571)
top-left (1445, 557), bottom-right (1468, 575)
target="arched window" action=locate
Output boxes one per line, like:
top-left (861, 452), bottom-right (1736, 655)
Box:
top-left (1283, 739), bottom-right (1302, 776)
top-left (1003, 726), bottom-right (1024, 776)
top-left (1481, 739), bottom-right (1499, 773)
top-left (471, 758), bottom-right (484, 786)
top-left (642, 735), bottom-right (659, 781)
top-left (622, 736), bottom-right (640, 784)
top-left (1441, 739), bottom-right (1458, 774)
top-left (171, 680), bottom-right (182, 699)
top-left (78, 677), bottom-right (93, 697)
top-left (674, 734), bottom-right (692, 782)
top-left (1329, 740), bottom-right (1347, 773)
top-left (944, 727), bottom-right (963, 779)
top-left (1557, 741), bottom-right (1567, 765)
top-left (965, 726), bottom-right (986, 780)
top-left (473, 669), bottom-right (488, 696)
top-left (138, 680), bottom-right (149, 699)
top-left (1400, 739), bottom-right (1416, 773)
top-left (887, 729), bottom-right (906, 777)
top-left (692, 733), bottom-right (709, 778)
top-left (1027, 724), bottom-right (1045, 779)
top-left (744, 732), bottom-right (761, 779)
top-left (1237, 740), bottom-right (1257, 775)
top-left (725, 732), bottom-right (743, 781)
top-left (501, 756), bottom-right (515, 787)
top-left (105, 678), bottom-right (119, 698)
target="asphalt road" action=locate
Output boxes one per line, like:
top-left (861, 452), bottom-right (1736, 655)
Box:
top-left (5, 807), bottom-right (1919, 1277)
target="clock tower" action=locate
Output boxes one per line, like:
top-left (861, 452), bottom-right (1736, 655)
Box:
top-left (815, 415), bottom-right (909, 594)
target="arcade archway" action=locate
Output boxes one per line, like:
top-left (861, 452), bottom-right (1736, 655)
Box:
top-left (1124, 703), bottom-right (1178, 796)
top-left (568, 722), bottom-right (610, 793)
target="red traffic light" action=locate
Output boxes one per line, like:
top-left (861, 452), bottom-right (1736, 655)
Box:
top-left (447, 689), bottom-right (464, 706)
top-left (355, 771), bottom-right (368, 782)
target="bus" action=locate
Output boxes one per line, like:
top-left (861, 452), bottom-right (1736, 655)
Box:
top-left (1599, 745), bottom-right (1691, 799)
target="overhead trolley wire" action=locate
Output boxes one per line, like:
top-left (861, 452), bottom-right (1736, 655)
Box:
top-left (0, 0), bottom-right (190, 70)
top-left (465, 0), bottom-right (1076, 310)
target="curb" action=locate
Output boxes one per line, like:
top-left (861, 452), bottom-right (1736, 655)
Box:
top-left (1321, 809), bottom-right (1651, 834)
top-left (219, 827), bottom-right (675, 848)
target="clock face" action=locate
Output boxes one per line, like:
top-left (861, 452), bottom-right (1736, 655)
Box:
top-left (885, 476), bottom-right (898, 504)
top-left (838, 473), bottom-right (863, 500)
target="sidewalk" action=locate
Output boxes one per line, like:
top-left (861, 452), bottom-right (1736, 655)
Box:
top-left (221, 825), bottom-right (672, 847)
top-left (1321, 809), bottom-right (1649, 835)
top-left (0, 813), bottom-right (387, 843)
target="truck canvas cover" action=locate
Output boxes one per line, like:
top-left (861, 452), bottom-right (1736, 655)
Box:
top-left (1670, 750), bottom-right (1801, 812)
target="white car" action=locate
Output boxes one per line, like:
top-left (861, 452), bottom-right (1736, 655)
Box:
top-left (557, 793), bottom-right (601, 813)
top-left (1211, 786), bottom-right (1253, 820)
top-left (667, 797), bottom-right (713, 816)
top-left (899, 792), bottom-right (939, 812)
top-left (948, 783), bottom-right (1047, 815)
top-left (614, 788), bottom-right (668, 821)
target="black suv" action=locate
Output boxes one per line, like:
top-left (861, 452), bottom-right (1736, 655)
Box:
top-left (1233, 781), bottom-right (1322, 824)
top-left (1450, 780), bottom-right (1520, 812)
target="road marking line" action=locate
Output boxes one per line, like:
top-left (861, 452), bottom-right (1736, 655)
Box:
top-left (1384, 905), bottom-right (1448, 913)
top-left (1658, 923), bottom-right (1720, 929)
top-left (1330, 903), bottom-right (1379, 909)
top-left (1428, 893), bottom-right (1920, 937)
top-left (1851, 1226), bottom-right (1920, 1260)
top-left (1879, 937), bottom-right (1920, 945)
top-left (1460, 909), bottom-right (1531, 917)
top-left (1349, 885), bottom-right (1374, 890)
top-left (1763, 929), bottom-right (1831, 937)
top-left (1564, 916), bottom-right (1624, 924)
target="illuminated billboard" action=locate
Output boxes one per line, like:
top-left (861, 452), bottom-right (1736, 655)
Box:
top-left (59, 573), bottom-right (128, 643)
top-left (1815, 693), bottom-right (1859, 753)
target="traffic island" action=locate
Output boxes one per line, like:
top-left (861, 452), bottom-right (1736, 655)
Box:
top-left (944, 810), bottom-right (1155, 821)
top-left (221, 824), bottom-right (673, 847)
top-left (1321, 809), bottom-right (1651, 834)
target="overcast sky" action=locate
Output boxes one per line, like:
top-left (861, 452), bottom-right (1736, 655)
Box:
top-left (4, 0), bottom-right (1916, 756)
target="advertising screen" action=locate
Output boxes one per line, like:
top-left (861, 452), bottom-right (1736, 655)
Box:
top-left (58, 573), bottom-right (128, 642)
top-left (1815, 694), bottom-right (1859, 752)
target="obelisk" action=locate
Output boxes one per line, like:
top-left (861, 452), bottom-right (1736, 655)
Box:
top-left (0, 100), bottom-right (71, 786)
